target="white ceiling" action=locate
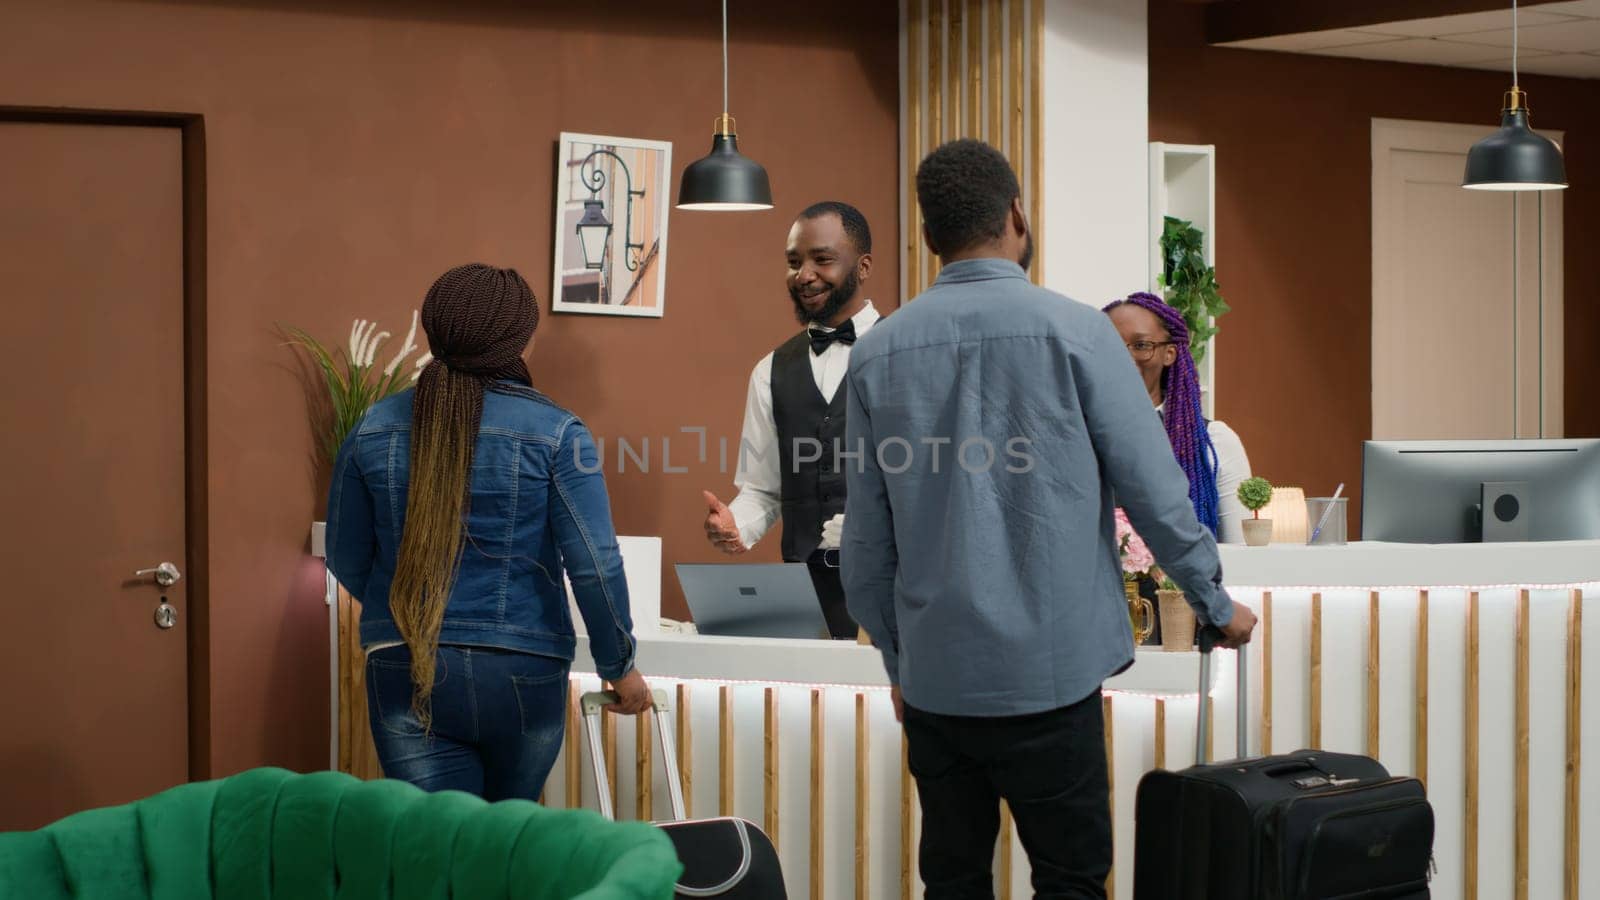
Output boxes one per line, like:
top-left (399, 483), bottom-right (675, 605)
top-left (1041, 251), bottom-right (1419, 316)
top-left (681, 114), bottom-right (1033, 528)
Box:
top-left (1219, 0), bottom-right (1600, 79)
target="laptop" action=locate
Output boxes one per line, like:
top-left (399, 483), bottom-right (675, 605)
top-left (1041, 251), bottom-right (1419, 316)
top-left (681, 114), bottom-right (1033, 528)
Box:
top-left (675, 563), bottom-right (831, 640)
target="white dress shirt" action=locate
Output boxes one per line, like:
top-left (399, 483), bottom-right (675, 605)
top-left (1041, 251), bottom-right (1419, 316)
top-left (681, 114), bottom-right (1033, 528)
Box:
top-left (1157, 401), bottom-right (1253, 544)
top-left (728, 301), bottom-right (881, 549)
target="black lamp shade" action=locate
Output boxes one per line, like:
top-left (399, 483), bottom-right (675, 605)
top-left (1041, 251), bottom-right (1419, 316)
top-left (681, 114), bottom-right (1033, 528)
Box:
top-left (1463, 108), bottom-right (1568, 191)
top-left (677, 134), bottom-right (773, 211)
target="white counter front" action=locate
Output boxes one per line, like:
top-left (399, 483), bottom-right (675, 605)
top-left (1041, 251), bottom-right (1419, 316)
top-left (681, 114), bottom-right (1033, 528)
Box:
top-left (329, 539), bottom-right (1600, 898)
top-left (546, 540), bottom-right (1600, 900)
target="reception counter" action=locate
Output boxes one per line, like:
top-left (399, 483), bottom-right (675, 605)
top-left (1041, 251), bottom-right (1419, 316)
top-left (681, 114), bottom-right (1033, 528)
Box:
top-left (328, 539), bottom-right (1600, 899)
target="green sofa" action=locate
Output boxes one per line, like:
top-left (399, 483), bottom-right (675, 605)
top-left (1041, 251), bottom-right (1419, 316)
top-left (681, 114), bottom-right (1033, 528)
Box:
top-left (0, 767), bottom-right (681, 899)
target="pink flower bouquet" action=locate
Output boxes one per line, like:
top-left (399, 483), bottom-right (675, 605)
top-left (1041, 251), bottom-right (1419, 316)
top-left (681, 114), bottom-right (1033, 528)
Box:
top-left (1114, 508), bottom-right (1155, 580)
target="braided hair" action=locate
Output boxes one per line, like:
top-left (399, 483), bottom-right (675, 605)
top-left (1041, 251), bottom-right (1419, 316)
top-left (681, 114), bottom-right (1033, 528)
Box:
top-left (391, 263), bottom-right (537, 725)
top-left (1102, 291), bottom-right (1221, 537)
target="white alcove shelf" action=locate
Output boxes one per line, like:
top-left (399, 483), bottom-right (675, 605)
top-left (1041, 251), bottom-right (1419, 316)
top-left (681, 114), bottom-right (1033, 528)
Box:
top-left (1149, 142), bottom-right (1217, 419)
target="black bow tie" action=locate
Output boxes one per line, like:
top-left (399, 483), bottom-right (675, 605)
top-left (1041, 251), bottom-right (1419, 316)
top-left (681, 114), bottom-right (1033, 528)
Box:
top-left (809, 320), bottom-right (856, 355)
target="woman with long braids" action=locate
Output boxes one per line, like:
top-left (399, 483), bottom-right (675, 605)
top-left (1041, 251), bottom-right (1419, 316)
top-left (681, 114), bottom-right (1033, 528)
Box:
top-left (1102, 292), bottom-right (1253, 543)
top-left (326, 263), bottom-right (651, 800)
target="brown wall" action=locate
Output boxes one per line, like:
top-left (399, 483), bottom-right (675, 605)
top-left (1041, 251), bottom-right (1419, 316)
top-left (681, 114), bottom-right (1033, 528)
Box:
top-left (1150, 0), bottom-right (1600, 528)
top-left (0, 0), bottom-right (899, 777)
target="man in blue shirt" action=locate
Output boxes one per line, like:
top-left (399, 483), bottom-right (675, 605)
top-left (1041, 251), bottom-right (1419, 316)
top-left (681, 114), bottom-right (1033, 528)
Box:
top-left (841, 139), bottom-right (1256, 898)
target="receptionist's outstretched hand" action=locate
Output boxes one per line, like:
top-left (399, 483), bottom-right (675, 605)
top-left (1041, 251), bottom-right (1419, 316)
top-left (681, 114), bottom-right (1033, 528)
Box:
top-left (702, 490), bottom-right (748, 555)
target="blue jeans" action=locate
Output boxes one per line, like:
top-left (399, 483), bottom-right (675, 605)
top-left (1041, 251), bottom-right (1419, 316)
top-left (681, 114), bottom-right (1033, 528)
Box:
top-left (366, 644), bottom-right (569, 801)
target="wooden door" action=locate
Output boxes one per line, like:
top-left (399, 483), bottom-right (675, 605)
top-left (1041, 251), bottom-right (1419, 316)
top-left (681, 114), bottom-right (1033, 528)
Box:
top-left (0, 120), bottom-right (190, 829)
top-left (1372, 118), bottom-right (1565, 440)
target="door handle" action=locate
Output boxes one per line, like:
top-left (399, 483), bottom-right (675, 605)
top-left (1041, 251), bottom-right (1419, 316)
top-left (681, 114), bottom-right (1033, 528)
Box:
top-left (134, 562), bottom-right (181, 588)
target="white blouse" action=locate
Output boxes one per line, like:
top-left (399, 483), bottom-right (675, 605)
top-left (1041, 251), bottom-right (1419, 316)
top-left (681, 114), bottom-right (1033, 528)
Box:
top-left (1157, 403), bottom-right (1253, 544)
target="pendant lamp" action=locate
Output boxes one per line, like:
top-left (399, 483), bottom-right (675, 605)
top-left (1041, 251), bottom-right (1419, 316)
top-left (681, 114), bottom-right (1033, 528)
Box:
top-left (1463, 0), bottom-right (1568, 191)
top-left (676, 0), bottom-right (773, 211)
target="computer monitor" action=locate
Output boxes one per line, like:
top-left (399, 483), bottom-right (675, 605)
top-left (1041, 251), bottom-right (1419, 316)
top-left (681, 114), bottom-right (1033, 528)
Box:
top-left (1362, 439), bottom-right (1600, 543)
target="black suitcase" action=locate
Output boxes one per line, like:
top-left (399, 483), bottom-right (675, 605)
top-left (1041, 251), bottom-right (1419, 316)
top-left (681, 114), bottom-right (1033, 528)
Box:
top-left (1134, 630), bottom-right (1435, 899)
top-left (582, 690), bottom-right (788, 898)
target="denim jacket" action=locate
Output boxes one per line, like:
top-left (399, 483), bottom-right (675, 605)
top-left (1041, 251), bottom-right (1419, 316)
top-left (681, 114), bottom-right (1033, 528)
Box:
top-left (325, 382), bottom-right (636, 681)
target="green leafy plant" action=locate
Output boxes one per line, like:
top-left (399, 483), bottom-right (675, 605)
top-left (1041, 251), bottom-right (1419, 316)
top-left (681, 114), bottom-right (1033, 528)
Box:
top-left (282, 312), bottom-right (429, 463)
top-left (1236, 477), bottom-right (1274, 519)
top-left (1153, 567), bottom-right (1179, 592)
top-left (1158, 215), bottom-right (1229, 365)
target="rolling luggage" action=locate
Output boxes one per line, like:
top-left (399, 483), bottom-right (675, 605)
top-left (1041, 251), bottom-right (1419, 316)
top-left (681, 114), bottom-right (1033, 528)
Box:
top-left (581, 689), bottom-right (788, 899)
top-left (1133, 629), bottom-right (1435, 899)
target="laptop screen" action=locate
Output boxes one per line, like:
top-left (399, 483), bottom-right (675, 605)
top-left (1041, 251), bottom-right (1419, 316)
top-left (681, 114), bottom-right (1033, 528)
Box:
top-left (675, 563), bottom-right (831, 640)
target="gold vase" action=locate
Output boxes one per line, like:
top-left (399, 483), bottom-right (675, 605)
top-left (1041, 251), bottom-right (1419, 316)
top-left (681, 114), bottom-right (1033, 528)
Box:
top-left (1124, 579), bottom-right (1155, 645)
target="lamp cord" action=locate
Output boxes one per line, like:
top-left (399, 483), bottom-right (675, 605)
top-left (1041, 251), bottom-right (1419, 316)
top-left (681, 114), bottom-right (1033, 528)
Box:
top-left (1512, 0), bottom-right (1519, 88)
top-left (722, 0), bottom-right (729, 114)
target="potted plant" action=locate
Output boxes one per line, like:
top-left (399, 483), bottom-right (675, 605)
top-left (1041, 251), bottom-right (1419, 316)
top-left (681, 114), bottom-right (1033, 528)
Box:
top-left (1152, 569), bottom-right (1196, 652)
top-left (1237, 476), bottom-right (1275, 547)
top-left (1114, 509), bottom-right (1156, 645)
top-left (1158, 215), bottom-right (1229, 366)
top-left (283, 311), bottom-right (429, 553)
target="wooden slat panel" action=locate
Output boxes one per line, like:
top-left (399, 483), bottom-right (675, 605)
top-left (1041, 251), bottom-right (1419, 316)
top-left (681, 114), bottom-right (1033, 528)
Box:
top-left (1417, 591), bottom-right (1429, 787)
top-left (678, 683), bottom-right (693, 819)
top-left (337, 589), bottom-right (353, 773)
top-left (947, 0), bottom-right (963, 140)
top-left (637, 702), bottom-right (653, 821)
top-left (811, 690), bottom-right (825, 900)
top-left (987, 0), bottom-right (1002, 148)
top-left (928, 0), bottom-right (943, 145)
top-left (1008, 0), bottom-right (1023, 172)
top-left (766, 688), bottom-right (780, 849)
top-left (1027, 0), bottom-right (1042, 283)
top-left (1154, 698), bottom-right (1167, 771)
top-left (1104, 692), bottom-right (1114, 900)
top-left (720, 685), bottom-right (734, 817)
top-left (927, 0), bottom-right (944, 287)
top-left (1263, 591), bottom-right (1274, 755)
top-left (906, 0), bottom-right (923, 296)
top-left (1206, 690), bottom-right (1215, 764)
top-left (1567, 589), bottom-right (1583, 900)
top-left (998, 801), bottom-right (1014, 900)
top-left (1311, 592), bottom-right (1323, 749)
top-left (566, 682), bottom-right (581, 807)
top-left (602, 704), bottom-right (618, 815)
top-left (1368, 591), bottom-right (1381, 759)
top-left (1466, 591), bottom-right (1480, 900)
top-left (902, 736), bottom-right (914, 900)
top-left (856, 693), bottom-right (871, 900)
top-left (1515, 590), bottom-right (1529, 900)
top-left (966, 0), bottom-right (981, 137)
top-left (336, 589), bottom-right (383, 780)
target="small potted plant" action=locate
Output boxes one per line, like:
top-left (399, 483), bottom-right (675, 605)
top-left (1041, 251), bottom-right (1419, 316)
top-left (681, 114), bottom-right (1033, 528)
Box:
top-left (1114, 509), bottom-right (1156, 644)
top-left (1237, 476), bottom-right (1275, 546)
top-left (1152, 569), bottom-right (1195, 652)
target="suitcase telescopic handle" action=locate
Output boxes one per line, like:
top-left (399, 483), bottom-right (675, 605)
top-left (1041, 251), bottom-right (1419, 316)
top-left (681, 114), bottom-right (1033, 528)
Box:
top-left (579, 689), bottom-right (687, 823)
top-left (1195, 624), bottom-right (1249, 765)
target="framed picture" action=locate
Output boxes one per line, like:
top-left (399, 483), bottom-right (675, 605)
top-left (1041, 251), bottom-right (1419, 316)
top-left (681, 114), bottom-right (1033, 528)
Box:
top-left (551, 132), bottom-right (672, 317)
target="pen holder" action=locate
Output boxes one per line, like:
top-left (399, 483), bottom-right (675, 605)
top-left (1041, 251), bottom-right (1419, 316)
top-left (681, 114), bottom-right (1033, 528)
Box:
top-left (1306, 497), bottom-right (1349, 546)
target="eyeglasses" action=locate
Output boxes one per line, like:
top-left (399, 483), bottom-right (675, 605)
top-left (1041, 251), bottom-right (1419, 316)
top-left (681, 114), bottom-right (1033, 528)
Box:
top-left (1125, 340), bottom-right (1175, 361)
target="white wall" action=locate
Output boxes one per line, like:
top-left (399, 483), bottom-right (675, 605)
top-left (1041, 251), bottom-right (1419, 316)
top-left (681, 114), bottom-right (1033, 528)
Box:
top-left (1040, 0), bottom-right (1149, 307)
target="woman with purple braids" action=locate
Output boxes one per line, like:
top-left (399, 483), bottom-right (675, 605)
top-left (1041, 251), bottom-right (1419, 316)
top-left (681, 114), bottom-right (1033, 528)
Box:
top-left (1102, 292), bottom-right (1253, 543)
